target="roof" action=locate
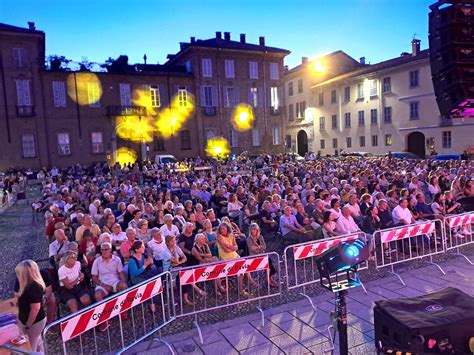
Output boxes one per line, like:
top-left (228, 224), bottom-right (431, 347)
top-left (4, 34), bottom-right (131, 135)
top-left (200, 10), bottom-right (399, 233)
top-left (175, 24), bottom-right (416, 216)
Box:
top-left (0, 23), bottom-right (43, 35)
top-left (312, 49), bottom-right (430, 88)
top-left (286, 50), bottom-right (360, 74)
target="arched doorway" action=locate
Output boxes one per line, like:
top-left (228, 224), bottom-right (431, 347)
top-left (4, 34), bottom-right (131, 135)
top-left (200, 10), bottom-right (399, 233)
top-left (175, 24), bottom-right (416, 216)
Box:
top-left (407, 131), bottom-right (426, 158)
top-left (297, 130), bottom-right (308, 156)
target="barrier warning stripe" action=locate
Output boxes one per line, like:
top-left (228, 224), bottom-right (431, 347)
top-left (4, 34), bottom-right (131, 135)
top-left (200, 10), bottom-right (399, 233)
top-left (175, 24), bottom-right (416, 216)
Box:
top-left (448, 213), bottom-right (474, 228)
top-left (60, 277), bottom-right (163, 342)
top-left (179, 256), bottom-right (268, 285)
top-left (293, 235), bottom-right (358, 260)
top-left (380, 222), bottom-right (435, 243)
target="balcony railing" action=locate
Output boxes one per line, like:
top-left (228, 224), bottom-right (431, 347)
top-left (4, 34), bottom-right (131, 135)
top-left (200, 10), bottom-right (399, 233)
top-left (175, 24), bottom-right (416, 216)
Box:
top-left (270, 107), bottom-right (281, 115)
top-left (107, 105), bottom-right (146, 117)
top-left (16, 105), bottom-right (35, 117)
top-left (202, 106), bottom-right (217, 116)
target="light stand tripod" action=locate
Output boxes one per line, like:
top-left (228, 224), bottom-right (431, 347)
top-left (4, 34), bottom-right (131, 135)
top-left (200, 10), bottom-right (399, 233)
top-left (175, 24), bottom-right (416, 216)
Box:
top-left (334, 290), bottom-right (349, 355)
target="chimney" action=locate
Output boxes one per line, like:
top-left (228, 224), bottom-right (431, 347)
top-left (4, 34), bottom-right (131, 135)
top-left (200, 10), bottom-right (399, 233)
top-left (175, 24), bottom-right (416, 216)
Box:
top-left (240, 33), bottom-right (246, 43)
top-left (180, 42), bottom-right (185, 50)
top-left (411, 39), bottom-right (421, 56)
top-left (302, 57), bottom-right (308, 64)
top-left (259, 36), bottom-right (265, 46)
top-left (27, 22), bottom-right (35, 30)
top-left (190, 37), bottom-right (196, 43)
top-left (224, 32), bottom-right (230, 41)
top-left (360, 56), bottom-right (366, 65)
top-left (216, 31), bottom-right (222, 40)
top-left (284, 65), bottom-right (289, 71)
top-left (400, 52), bottom-right (410, 57)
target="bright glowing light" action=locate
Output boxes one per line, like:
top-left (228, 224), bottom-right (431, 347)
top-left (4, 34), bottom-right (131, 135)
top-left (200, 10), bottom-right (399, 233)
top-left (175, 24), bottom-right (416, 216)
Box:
top-left (205, 137), bottom-right (230, 158)
top-left (155, 93), bottom-right (195, 138)
top-left (344, 245), bottom-right (359, 258)
top-left (116, 116), bottom-right (154, 143)
top-left (115, 147), bottom-right (137, 166)
top-left (232, 104), bottom-right (255, 132)
top-left (313, 60), bottom-right (325, 73)
top-left (67, 73), bottom-right (102, 106)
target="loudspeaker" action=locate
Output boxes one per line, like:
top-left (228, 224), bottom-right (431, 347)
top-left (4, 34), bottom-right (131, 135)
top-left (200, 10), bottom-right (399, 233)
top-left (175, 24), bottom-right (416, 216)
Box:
top-left (374, 287), bottom-right (474, 354)
top-left (429, 1), bottom-right (474, 118)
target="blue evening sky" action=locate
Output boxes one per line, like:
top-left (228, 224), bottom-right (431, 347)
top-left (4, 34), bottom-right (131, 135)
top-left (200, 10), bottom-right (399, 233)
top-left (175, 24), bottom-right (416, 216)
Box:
top-left (1, 0), bottom-right (433, 69)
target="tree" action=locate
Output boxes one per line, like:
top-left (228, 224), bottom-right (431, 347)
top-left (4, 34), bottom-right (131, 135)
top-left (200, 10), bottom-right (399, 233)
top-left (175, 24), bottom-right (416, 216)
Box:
top-left (102, 55), bottom-right (129, 73)
top-left (47, 55), bottom-right (71, 71)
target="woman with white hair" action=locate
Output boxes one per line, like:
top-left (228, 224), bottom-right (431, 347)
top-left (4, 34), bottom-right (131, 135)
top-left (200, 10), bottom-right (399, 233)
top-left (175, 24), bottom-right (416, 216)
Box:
top-left (15, 260), bottom-right (47, 352)
top-left (160, 214), bottom-right (180, 238)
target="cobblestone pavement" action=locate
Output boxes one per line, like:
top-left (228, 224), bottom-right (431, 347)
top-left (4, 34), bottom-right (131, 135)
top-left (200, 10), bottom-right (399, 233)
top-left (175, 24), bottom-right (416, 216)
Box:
top-left (126, 258), bottom-right (474, 355)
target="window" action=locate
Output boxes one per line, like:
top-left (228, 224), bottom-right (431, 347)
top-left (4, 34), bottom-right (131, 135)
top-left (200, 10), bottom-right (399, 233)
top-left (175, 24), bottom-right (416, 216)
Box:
top-left (87, 82), bottom-right (100, 107)
top-left (119, 83), bottom-right (131, 107)
top-left (442, 131), bottom-right (451, 148)
top-left (319, 117), bottom-right (325, 130)
top-left (15, 80), bottom-right (31, 106)
top-left (372, 135), bottom-right (378, 147)
top-left (21, 134), bottom-right (36, 158)
top-left (154, 133), bottom-right (165, 151)
top-left (269, 62), bottom-right (279, 80)
top-left (382, 77), bottom-right (391, 93)
top-left (202, 58), bottom-right (212, 77)
top-left (298, 101), bottom-right (306, 119)
top-left (358, 110), bottom-right (365, 126)
top-left (385, 134), bottom-right (392, 146)
top-left (177, 86), bottom-right (188, 107)
top-left (13, 48), bottom-right (27, 68)
top-left (205, 129), bottom-right (216, 141)
top-left (270, 86), bottom-right (279, 109)
top-left (57, 133), bottom-right (71, 155)
top-left (91, 132), bottom-right (104, 153)
top-left (344, 112), bottom-right (351, 128)
top-left (272, 127), bottom-right (281, 145)
top-left (383, 106), bottom-right (392, 123)
top-left (248, 87), bottom-right (258, 108)
top-left (344, 86), bottom-right (350, 102)
top-left (332, 138), bottom-right (338, 149)
top-left (181, 130), bottom-right (191, 150)
top-left (202, 86), bottom-right (213, 107)
top-left (224, 60), bottom-right (235, 78)
top-left (249, 61), bottom-right (258, 79)
top-left (359, 136), bottom-right (366, 147)
top-left (331, 114), bottom-right (337, 129)
top-left (409, 101), bottom-right (419, 120)
top-left (285, 135), bottom-right (292, 149)
top-left (288, 82), bottom-right (294, 96)
top-left (185, 60), bottom-right (191, 73)
top-left (320, 139), bottom-right (325, 149)
top-left (370, 109), bottom-right (377, 125)
top-left (357, 83), bottom-right (364, 99)
top-left (346, 137), bottom-right (352, 148)
top-left (370, 80), bottom-right (377, 97)
top-left (297, 79), bottom-right (303, 94)
top-left (409, 70), bottom-right (419, 88)
top-left (224, 86), bottom-right (239, 108)
top-left (150, 85), bottom-right (160, 107)
top-left (318, 92), bottom-right (324, 106)
top-left (331, 90), bottom-right (337, 103)
top-left (229, 129), bottom-right (238, 148)
top-left (295, 103), bottom-right (300, 119)
top-left (49, 81), bottom-right (66, 108)
top-left (252, 128), bottom-right (260, 146)
top-left (288, 104), bottom-right (294, 120)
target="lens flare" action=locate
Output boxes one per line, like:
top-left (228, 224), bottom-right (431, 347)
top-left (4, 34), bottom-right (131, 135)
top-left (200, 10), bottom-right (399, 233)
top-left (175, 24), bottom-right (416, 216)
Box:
top-left (67, 73), bottom-right (102, 106)
top-left (232, 104), bottom-right (255, 132)
top-left (115, 147), bottom-right (137, 166)
top-left (155, 93), bottom-right (195, 139)
top-left (205, 137), bottom-right (230, 158)
top-left (115, 116), bottom-right (154, 143)
top-left (313, 59), bottom-right (325, 73)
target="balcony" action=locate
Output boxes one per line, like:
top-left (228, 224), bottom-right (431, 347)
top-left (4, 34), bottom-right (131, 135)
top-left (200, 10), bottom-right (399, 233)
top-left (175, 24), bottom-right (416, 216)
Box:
top-left (107, 105), bottom-right (146, 117)
top-left (202, 106), bottom-right (217, 116)
top-left (270, 107), bottom-right (281, 115)
top-left (16, 105), bottom-right (35, 117)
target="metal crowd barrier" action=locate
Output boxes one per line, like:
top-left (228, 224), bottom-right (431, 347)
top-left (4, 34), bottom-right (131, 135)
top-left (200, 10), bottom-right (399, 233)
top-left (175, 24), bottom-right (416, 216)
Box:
top-left (374, 220), bottom-right (445, 286)
top-left (444, 212), bottom-right (474, 265)
top-left (171, 252), bottom-right (281, 344)
top-left (42, 272), bottom-right (175, 355)
top-left (283, 232), bottom-right (369, 311)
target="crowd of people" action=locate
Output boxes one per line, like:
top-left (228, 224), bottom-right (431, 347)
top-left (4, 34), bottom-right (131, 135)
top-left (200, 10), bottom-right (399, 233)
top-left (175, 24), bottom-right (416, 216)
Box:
top-left (8, 154), bottom-right (473, 352)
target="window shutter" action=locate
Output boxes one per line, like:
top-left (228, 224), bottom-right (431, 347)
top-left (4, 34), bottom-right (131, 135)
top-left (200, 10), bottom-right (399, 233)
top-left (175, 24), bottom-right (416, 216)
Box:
top-left (52, 81), bottom-right (60, 107)
top-left (143, 85), bottom-right (151, 108)
top-left (59, 81), bottom-right (66, 107)
top-left (159, 84), bottom-right (167, 107)
top-left (257, 87), bottom-right (264, 108)
top-left (234, 86), bottom-right (240, 107)
top-left (200, 86), bottom-right (206, 107)
top-left (211, 86), bottom-right (218, 107)
top-left (223, 87), bottom-right (229, 108)
top-left (119, 83), bottom-right (131, 107)
top-left (23, 80), bottom-right (31, 106)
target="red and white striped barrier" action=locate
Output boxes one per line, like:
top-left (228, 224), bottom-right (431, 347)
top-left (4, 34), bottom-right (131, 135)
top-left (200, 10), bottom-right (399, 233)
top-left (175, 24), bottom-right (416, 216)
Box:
top-left (179, 255), bottom-right (269, 285)
top-left (293, 235), bottom-right (358, 260)
top-left (448, 213), bottom-right (474, 228)
top-left (380, 221), bottom-right (435, 243)
top-left (60, 277), bottom-right (163, 342)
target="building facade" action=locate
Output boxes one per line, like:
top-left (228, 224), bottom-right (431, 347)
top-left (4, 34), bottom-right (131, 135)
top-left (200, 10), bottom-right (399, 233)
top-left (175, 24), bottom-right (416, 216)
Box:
top-left (284, 40), bottom-right (474, 157)
top-left (0, 24), bottom-right (289, 170)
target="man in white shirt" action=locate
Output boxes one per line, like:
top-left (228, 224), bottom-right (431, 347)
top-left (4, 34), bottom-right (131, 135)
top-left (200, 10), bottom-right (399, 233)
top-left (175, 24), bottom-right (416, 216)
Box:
top-left (336, 206), bottom-right (361, 234)
top-left (110, 223), bottom-right (127, 247)
top-left (345, 194), bottom-right (362, 223)
top-left (392, 198), bottom-right (415, 225)
top-left (49, 229), bottom-right (69, 267)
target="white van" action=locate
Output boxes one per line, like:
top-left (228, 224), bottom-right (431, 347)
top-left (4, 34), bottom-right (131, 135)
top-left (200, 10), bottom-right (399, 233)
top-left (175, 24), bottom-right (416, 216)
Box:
top-left (154, 154), bottom-right (177, 166)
